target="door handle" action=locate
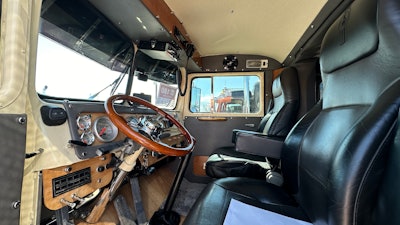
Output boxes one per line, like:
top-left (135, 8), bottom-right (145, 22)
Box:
top-left (197, 117), bottom-right (227, 121)
top-left (244, 124), bottom-right (255, 127)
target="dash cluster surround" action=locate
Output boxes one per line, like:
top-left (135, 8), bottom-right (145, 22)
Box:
top-left (76, 113), bottom-right (173, 146)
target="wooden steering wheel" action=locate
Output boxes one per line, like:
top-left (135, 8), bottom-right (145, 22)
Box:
top-left (105, 95), bottom-right (195, 156)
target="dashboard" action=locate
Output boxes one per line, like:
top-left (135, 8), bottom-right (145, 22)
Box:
top-left (40, 100), bottom-right (187, 212)
top-left (61, 101), bottom-right (185, 160)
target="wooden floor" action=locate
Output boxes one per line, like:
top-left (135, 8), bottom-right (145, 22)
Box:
top-left (75, 161), bottom-right (184, 225)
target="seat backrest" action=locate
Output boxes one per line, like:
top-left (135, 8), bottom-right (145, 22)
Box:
top-left (258, 67), bottom-right (299, 137)
top-left (280, 0), bottom-right (400, 224)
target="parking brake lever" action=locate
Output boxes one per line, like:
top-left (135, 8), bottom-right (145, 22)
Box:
top-left (69, 140), bottom-right (88, 147)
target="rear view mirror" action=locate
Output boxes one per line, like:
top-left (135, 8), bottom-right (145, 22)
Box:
top-left (138, 72), bottom-right (148, 81)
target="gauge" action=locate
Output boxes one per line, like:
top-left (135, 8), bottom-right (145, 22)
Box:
top-left (77, 114), bottom-right (92, 130)
top-left (143, 118), bottom-right (156, 130)
top-left (80, 131), bottom-right (95, 145)
top-left (93, 117), bottom-right (118, 142)
top-left (127, 116), bottom-right (140, 131)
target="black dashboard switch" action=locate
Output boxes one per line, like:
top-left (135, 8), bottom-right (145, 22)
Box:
top-left (97, 166), bottom-right (105, 172)
top-left (40, 105), bottom-right (67, 126)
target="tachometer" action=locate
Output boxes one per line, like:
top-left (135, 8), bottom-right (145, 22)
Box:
top-left (93, 117), bottom-right (118, 142)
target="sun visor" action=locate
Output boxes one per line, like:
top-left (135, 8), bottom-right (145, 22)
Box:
top-left (39, 0), bottom-right (133, 73)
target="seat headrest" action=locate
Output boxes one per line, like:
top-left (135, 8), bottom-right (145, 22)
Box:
top-left (272, 78), bottom-right (282, 97)
top-left (320, 0), bottom-right (378, 73)
top-left (272, 67), bottom-right (299, 101)
top-left (320, 0), bottom-right (400, 109)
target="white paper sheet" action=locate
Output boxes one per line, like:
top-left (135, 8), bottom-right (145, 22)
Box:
top-left (223, 199), bottom-right (312, 225)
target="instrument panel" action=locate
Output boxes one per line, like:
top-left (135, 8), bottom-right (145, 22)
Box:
top-left (76, 113), bottom-right (123, 146)
top-left (63, 101), bottom-right (184, 160)
top-left (75, 113), bottom-right (172, 146)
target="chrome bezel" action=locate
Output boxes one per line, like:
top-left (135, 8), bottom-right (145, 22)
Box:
top-left (93, 116), bottom-right (118, 142)
top-left (80, 130), bottom-right (95, 145)
top-left (76, 114), bottom-right (92, 131)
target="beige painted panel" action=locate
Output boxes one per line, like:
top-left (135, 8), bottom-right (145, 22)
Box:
top-left (164, 0), bottom-right (326, 62)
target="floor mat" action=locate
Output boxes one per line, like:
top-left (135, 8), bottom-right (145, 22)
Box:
top-left (170, 178), bottom-right (207, 216)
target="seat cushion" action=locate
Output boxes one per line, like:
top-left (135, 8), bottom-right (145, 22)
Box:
top-left (183, 177), bottom-right (310, 225)
top-left (205, 146), bottom-right (268, 179)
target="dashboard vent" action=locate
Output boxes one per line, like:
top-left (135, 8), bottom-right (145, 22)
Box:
top-left (52, 167), bottom-right (91, 197)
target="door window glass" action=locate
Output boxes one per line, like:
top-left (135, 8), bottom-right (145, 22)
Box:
top-left (190, 75), bottom-right (260, 113)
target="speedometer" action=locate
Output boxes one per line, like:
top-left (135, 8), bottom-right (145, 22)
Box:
top-left (93, 116), bottom-right (118, 142)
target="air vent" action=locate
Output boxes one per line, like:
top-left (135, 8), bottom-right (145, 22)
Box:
top-left (52, 167), bottom-right (91, 197)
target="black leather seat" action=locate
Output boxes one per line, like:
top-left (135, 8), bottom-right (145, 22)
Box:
top-left (184, 0), bottom-right (400, 224)
top-left (205, 67), bottom-right (299, 180)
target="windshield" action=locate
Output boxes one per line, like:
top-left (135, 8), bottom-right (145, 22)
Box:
top-left (36, 35), bottom-right (127, 100)
top-left (35, 0), bottom-right (179, 108)
top-left (35, 35), bottom-right (178, 108)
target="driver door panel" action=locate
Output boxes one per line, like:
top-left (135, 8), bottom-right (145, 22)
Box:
top-left (181, 71), bottom-right (267, 182)
top-left (184, 116), bottom-right (262, 182)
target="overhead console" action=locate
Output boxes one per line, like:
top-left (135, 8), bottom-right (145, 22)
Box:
top-left (138, 40), bottom-right (179, 62)
top-left (140, 0), bottom-right (201, 69)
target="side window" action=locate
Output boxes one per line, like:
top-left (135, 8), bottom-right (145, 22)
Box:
top-left (191, 77), bottom-right (211, 112)
top-left (190, 74), bottom-right (261, 114)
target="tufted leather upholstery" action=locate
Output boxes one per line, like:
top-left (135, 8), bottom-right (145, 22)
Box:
top-left (205, 67), bottom-right (299, 179)
top-left (184, 0), bottom-right (400, 224)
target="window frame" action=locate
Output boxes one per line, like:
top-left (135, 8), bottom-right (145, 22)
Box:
top-left (185, 72), bottom-right (265, 117)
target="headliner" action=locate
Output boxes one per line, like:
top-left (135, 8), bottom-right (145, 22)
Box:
top-left (163, 0), bottom-right (326, 62)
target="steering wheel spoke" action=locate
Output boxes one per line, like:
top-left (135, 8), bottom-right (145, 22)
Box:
top-left (105, 95), bottom-right (195, 156)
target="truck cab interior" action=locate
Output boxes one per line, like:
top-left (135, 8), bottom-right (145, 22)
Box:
top-left (0, 0), bottom-right (399, 225)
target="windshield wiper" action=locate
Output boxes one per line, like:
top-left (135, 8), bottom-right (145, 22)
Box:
top-left (88, 68), bottom-right (128, 100)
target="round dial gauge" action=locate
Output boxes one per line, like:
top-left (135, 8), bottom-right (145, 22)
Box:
top-left (93, 116), bottom-right (118, 142)
top-left (80, 131), bottom-right (95, 145)
top-left (77, 114), bottom-right (92, 130)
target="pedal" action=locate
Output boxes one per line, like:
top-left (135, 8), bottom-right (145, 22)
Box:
top-left (113, 195), bottom-right (137, 225)
top-left (130, 177), bottom-right (147, 225)
top-left (143, 166), bottom-right (155, 175)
